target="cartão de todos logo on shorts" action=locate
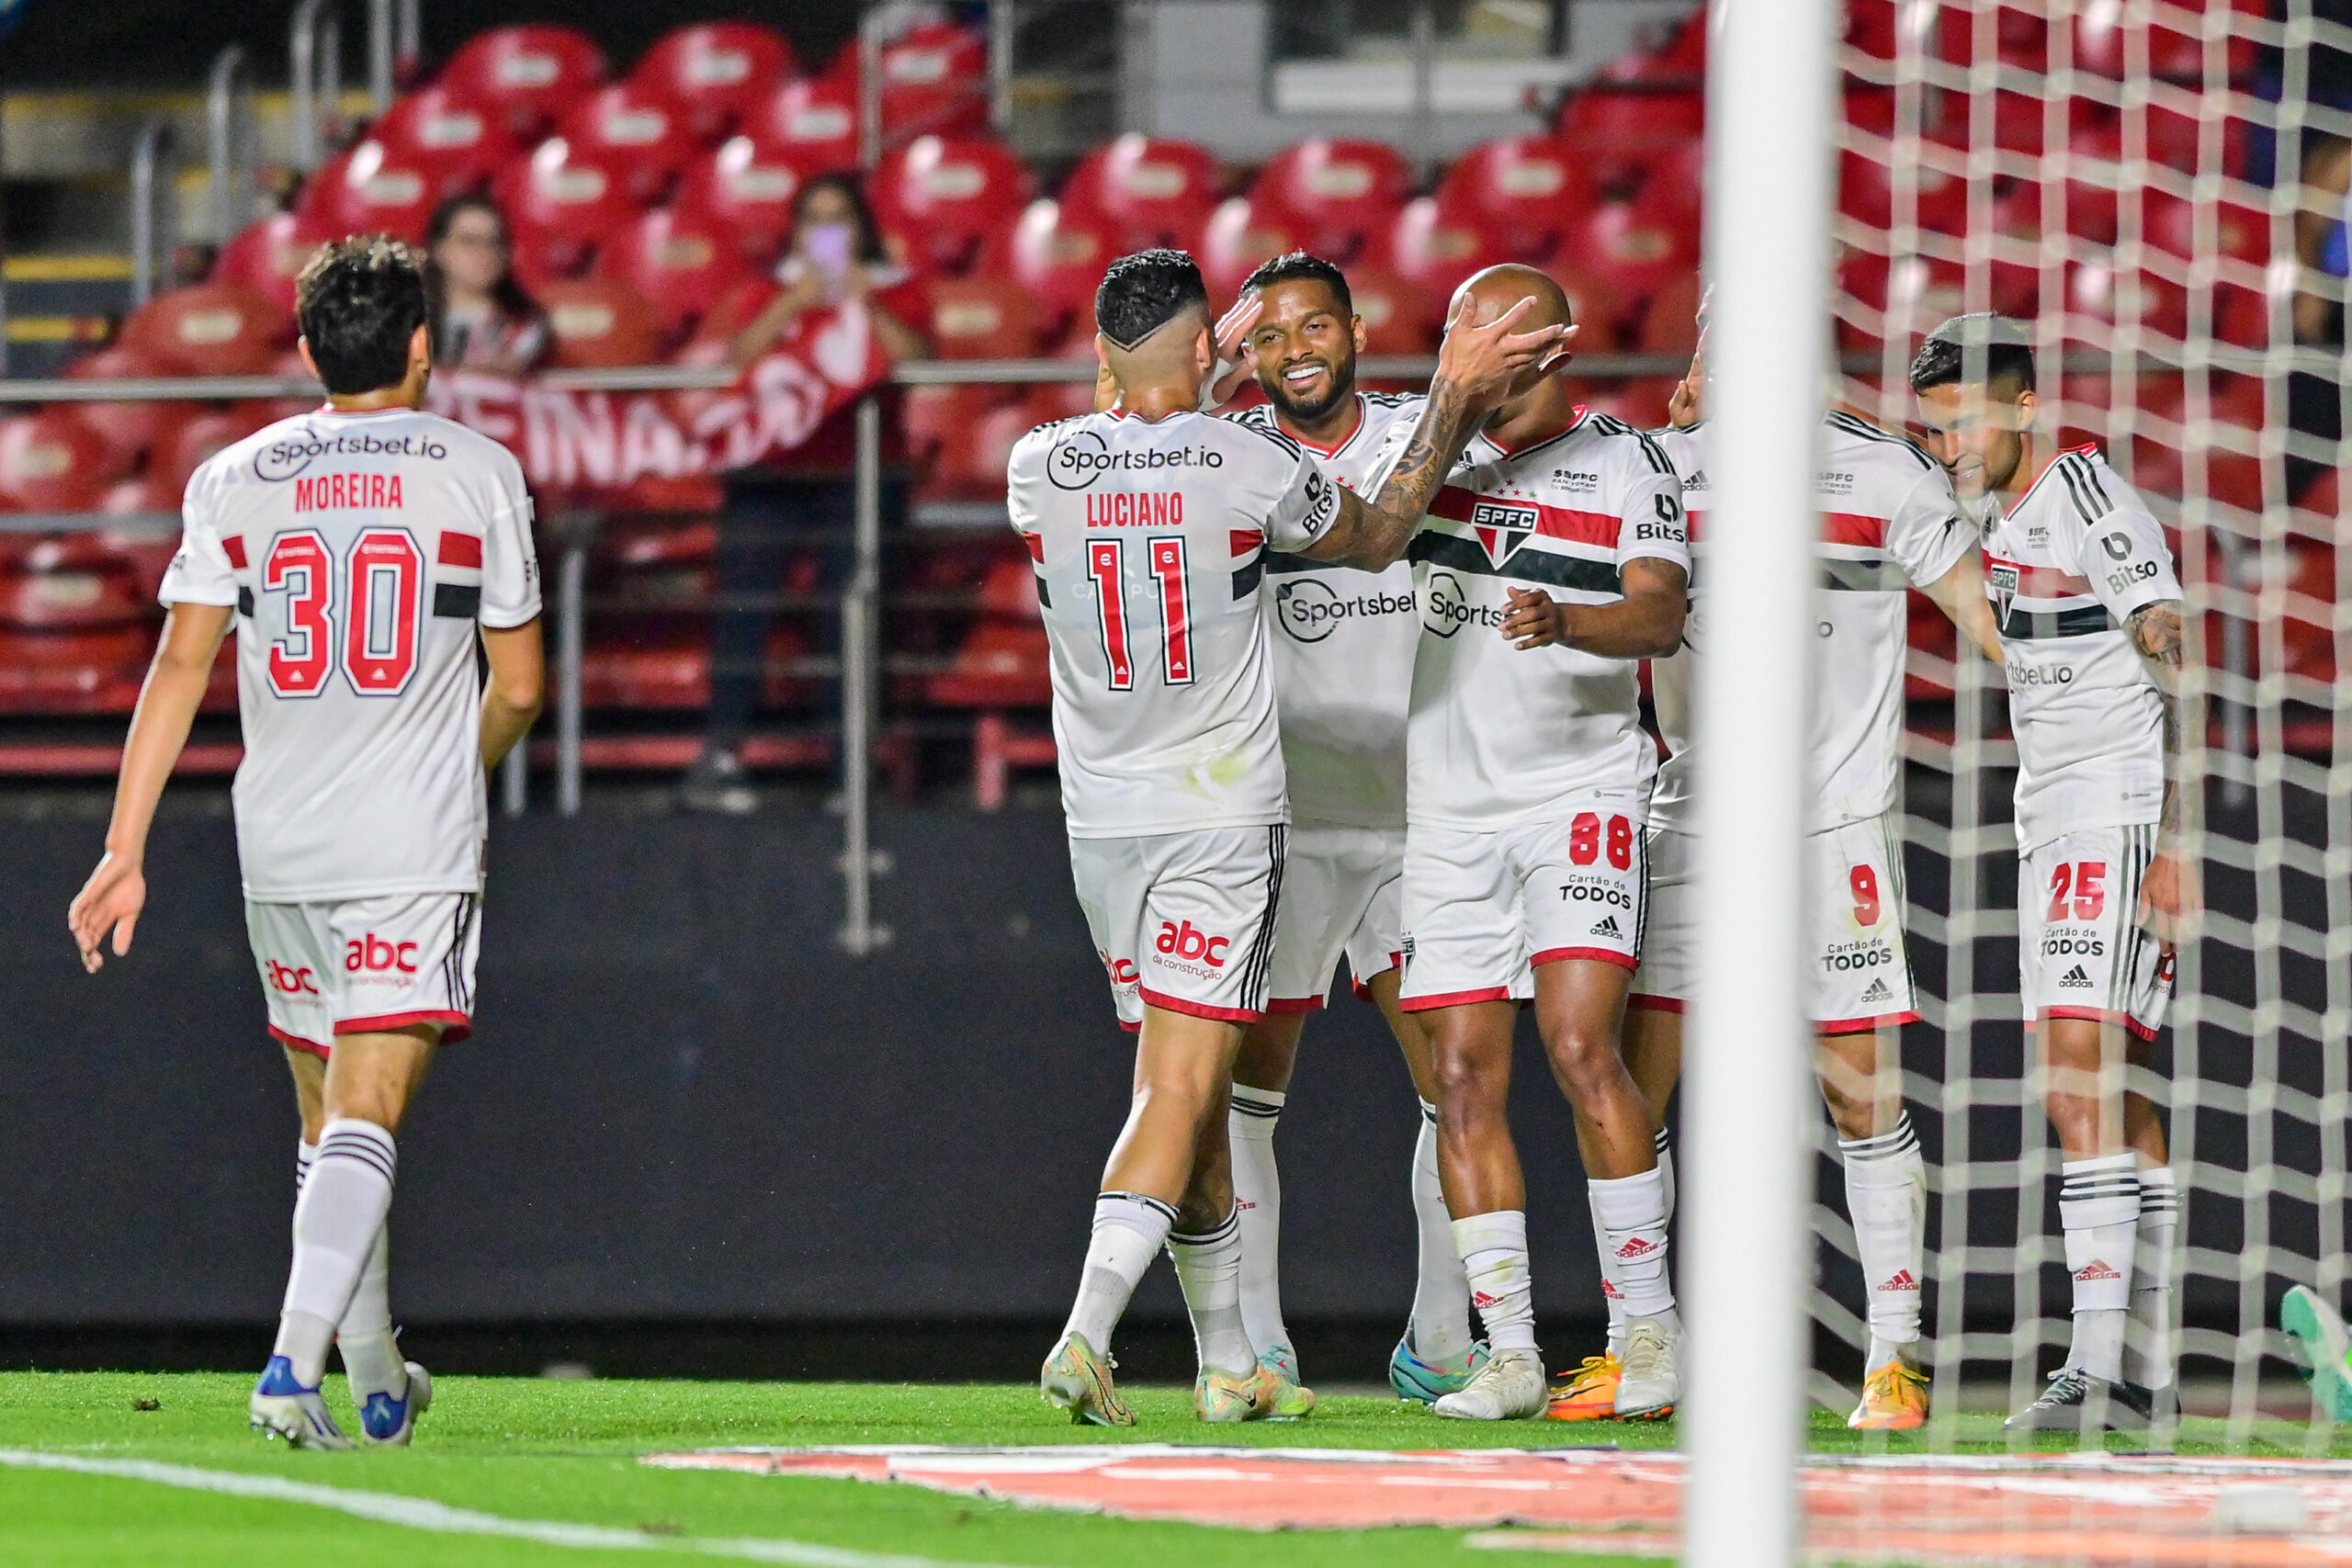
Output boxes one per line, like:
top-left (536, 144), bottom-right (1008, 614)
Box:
top-left (1820, 937), bottom-right (1895, 973)
top-left (1420, 570), bottom-right (1503, 638)
top-left (1047, 430), bottom-right (1225, 491)
top-left (1274, 576), bottom-right (1417, 643)
top-left (1555, 874), bottom-right (1634, 911)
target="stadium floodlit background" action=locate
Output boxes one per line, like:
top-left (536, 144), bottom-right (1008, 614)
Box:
top-left (1, 1), bottom-right (2348, 1564)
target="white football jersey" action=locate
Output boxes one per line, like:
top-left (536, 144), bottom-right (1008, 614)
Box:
top-left (1230, 390), bottom-right (1424, 829)
top-left (159, 406), bottom-right (541, 902)
top-left (1980, 444), bottom-right (2178, 852)
top-left (1006, 407), bottom-right (1343, 837)
top-left (1403, 409), bottom-right (1690, 829)
top-left (1648, 411), bottom-right (1973, 835)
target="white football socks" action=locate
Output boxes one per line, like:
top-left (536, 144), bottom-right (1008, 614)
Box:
top-left (1840, 1111), bottom-right (1928, 1373)
top-left (1170, 1207), bottom-right (1257, 1377)
top-left (276, 1119), bottom-right (397, 1389)
top-left (297, 1138), bottom-right (403, 1401)
top-left (1453, 1210), bottom-right (1538, 1355)
top-left (1063, 1191), bottom-right (1176, 1353)
top-left (1408, 1100), bottom-right (1476, 1365)
top-left (1227, 1087), bottom-right (1289, 1359)
top-left (2123, 1166), bottom-right (2179, 1392)
top-left (2058, 1154), bottom-right (2142, 1382)
top-left (1589, 1165), bottom-right (1678, 1330)
top-left (1595, 1128), bottom-right (1676, 1359)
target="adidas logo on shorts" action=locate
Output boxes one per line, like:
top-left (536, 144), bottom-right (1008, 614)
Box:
top-left (1592, 915), bottom-right (1624, 941)
top-left (2059, 964), bottom-right (2094, 989)
top-left (1860, 977), bottom-right (1893, 1004)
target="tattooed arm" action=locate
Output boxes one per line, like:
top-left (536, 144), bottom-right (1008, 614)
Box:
top-left (1301, 299), bottom-right (1569, 570)
top-left (2128, 598), bottom-right (2199, 942)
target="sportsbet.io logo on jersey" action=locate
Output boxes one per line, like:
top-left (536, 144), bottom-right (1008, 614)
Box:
top-left (1420, 570), bottom-right (1504, 638)
top-left (1273, 575), bottom-right (1416, 644)
top-left (1047, 429), bottom-right (1224, 491)
top-left (254, 429), bottom-right (449, 481)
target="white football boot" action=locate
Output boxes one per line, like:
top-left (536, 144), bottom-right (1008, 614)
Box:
top-left (1432, 1347), bottom-right (1547, 1420)
top-left (357, 1360), bottom-right (434, 1445)
top-left (1613, 1316), bottom-right (1682, 1419)
top-left (251, 1356), bottom-right (353, 1450)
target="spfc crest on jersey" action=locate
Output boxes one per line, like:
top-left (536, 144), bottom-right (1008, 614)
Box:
top-left (1468, 499), bottom-right (1538, 568)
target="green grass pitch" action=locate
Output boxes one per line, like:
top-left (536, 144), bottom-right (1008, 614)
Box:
top-left (3, 1372), bottom-right (2344, 1568)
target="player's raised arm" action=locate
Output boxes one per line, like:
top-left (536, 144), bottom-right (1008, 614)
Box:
top-left (1302, 295), bottom-right (1568, 570)
top-left (69, 602), bottom-right (232, 972)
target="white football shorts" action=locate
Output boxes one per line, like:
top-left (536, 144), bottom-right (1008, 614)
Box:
top-left (1629, 814), bottom-right (1920, 1031)
top-left (1264, 819), bottom-right (1405, 1012)
top-left (1068, 825), bottom-right (1285, 1030)
top-left (248, 891), bottom-right (482, 1056)
top-left (1399, 805), bottom-right (1646, 1012)
top-left (2018, 822), bottom-right (2174, 1041)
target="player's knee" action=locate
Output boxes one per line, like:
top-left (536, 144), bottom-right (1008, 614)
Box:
top-left (1544, 1021), bottom-right (1621, 1096)
top-left (1430, 1041), bottom-right (1505, 1113)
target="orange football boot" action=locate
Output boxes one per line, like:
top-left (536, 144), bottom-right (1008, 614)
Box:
top-left (1544, 1354), bottom-right (1623, 1421)
top-left (1848, 1359), bottom-right (1929, 1430)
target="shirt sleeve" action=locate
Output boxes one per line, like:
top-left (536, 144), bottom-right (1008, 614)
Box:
top-left (477, 446), bottom-right (543, 628)
top-left (1617, 436), bottom-right (1690, 571)
top-left (1262, 441), bottom-right (1344, 554)
top-left (2073, 467), bottom-right (2181, 623)
top-left (156, 464), bottom-right (240, 609)
top-left (1005, 427), bottom-right (1045, 537)
top-left (1887, 463), bottom-right (1973, 590)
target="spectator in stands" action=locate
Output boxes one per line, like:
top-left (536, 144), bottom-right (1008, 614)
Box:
top-left (424, 194), bottom-right (549, 375)
top-left (683, 174), bottom-right (932, 814)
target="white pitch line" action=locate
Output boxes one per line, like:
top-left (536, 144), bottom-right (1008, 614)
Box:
top-left (0, 1448), bottom-right (1034, 1568)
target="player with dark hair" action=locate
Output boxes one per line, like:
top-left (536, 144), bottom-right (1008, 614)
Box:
top-left (70, 236), bottom-right (545, 1448)
top-left (1395, 264), bottom-right (1688, 1423)
top-left (1017, 248), bottom-right (1563, 1425)
top-left (1912, 313), bottom-right (2197, 1431)
top-left (1214, 251), bottom-right (1486, 1406)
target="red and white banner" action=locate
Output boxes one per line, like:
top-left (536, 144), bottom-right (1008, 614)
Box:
top-left (423, 304), bottom-right (888, 493)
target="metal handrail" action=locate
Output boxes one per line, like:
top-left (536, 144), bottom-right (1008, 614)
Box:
top-left (368, 0), bottom-right (396, 112)
top-left (129, 120), bottom-right (175, 309)
top-left (289, 0), bottom-right (339, 172)
top-left (207, 47), bottom-right (254, 244)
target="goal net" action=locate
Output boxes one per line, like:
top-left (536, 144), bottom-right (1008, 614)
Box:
top-left (1826, 0), bottom-right (2350, 1450)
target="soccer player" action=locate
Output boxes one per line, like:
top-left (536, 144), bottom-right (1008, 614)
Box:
top-left (1911, 314), bottom-right (2196, 1431)
top-left (68, 238), bottom-right (544, 1449)
top-left (1016, 249), bottom-right (1561, 1426)
top-left (1219, 253), bottom-right (1487, 1406)
top-left (1397, 264), bottom-right (1689, 1422)
top-left (1567, 340), bottom-right (2005, 1429)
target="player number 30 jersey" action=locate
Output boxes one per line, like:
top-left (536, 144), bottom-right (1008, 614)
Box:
top-left (160, 407), bottom-right (542, 903)
top-left (1006, 408), bottom-right (1342, 837)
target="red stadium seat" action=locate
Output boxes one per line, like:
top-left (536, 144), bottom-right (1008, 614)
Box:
top-left (873, 135), bottom-right (1035, 275)
top-left (367, 85), bottom-right (521, 198)
top-left (1344, 264), bottom-right (1440, 355)
top-left (820, 23), bottom-right (989, 145)
top-left (1007, 198), bottom-right (1120, 342)
top-left (0, 628), bottom-right (152, 715)
top-left (2067, 254), bottom-right (2191, 344)
top-left (294, 141), bottom-right (439, 244)
top-left (1248, 139), bottom-right (1413, 261)
top-left (675, 135), bottom-right (809, 265)
top-left (1599, 4), bottom-right (1706, 81)
top-left (62, 344), bottom-right (200, 468)
top-left (212, 212), bottom-right (331, 315)
top-left (742, 77), bottom-right (861, 178)
top-left (905, 384), bottom-right (1007, 500)
top-left (628, 23), bottom-right (797, 142)
top-left (119, 282), bottom-right (287, 378)
top-left (2279, 540), bottom-right (2339, 686)
top-left (1638, 268), bottom-right (1705, 355)
top-left (925, 275), bottom-right (1043, 360)
top-left (1435, 137), bottom-right (1598, 261)
top-left (1837, 250), bottom-right (1968, 349)
top-left (1839, 147), bottom-right (1971, 236)
top-left (1560, 197), bottom-right (1697, 328)
top-left (494, 138), bottom-right (643, 277)
top-left (561, 84), bottom-right (700, 206)
top-left (0, 411), bottom-right (125, 512)
top-left (2073, 0), bottom-right (2257, 81)
top-left (1195, 197), bottom-right (1301, 299)
top-left (594, 207), bottom-right (758, 342)
top-left (929, 617), bottom-right (1052, 714)
top-left (1389, 196), bottom-right (1507, 303)
top-left (438, 25), bottom-right (607, 140)
top-left (1554, 90), bottom-right (1703, 196)
top-left (2146, 100), bottom-right (2254, 178)
top-left (1062, 135), bottom-right (1223, 252)
top-left (534, 278), bottom-right (664, 368)
top-left (0, 561), bottom-right (148, 630)
top-left (149, 405), bottom-right (276, 499)
top-left (1933, 6), bottom-right (2048, 73)
top-left (2292, 467), bottom-right (2342, 542)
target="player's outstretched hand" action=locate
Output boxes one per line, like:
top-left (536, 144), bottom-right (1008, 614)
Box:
top-left (68, 852), bottom-right (145, 974)
top-left (1501, 585), bottom-right (1573, 650)
top-left (1439, 297), bottom-right (1572, 412)
top-left (1206, 295), bottom-right (1264, 408)
top-left (2138, 849), bottom-right (2201, 948)
top-left (1666, 345), bottom-right (1705, 429)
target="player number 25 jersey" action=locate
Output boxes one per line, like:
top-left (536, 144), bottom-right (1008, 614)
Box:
top-left (1230, 390), bottom-right (1425, 830)
top-left (1647, 411), bottom-right (1973, 835)
top-left (1403, 410), bottom-right (1690, 829)
top-left (1006, 408), bottom-right (1342, 837)
top-left (1979, 445), bottom-right (2180, 852)
top-left (159, 407), bottom-right (542, 902)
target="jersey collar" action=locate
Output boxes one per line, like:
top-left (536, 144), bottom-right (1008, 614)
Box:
top-left (2002, 440), bottom-right (2096, 519)
top-left (1278, 393), bottom-right (1366, 458)
top-left (1478, 403), bottom-right (1588, 461)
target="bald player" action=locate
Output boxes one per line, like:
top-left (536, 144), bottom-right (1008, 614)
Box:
top-left (1017, 250), bottom-right (1564, 1426)
top-left (1395, 265), bottom-right (1690, 1421)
